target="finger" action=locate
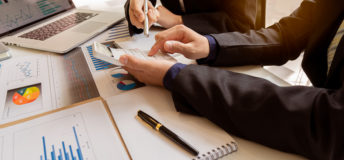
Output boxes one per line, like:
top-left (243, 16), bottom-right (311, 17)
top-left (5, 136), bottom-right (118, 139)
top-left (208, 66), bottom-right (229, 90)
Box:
top-left (148, 9), bottom-right (159, 27)
top-left (148, 26), bottom-right (184, 56)
top-left (119, 54), bottom-right (148, 70)
top-left (149, 40), bottom-right (164, 56)
top-left (156, 5), bottom-right (164, 11)
top-left (130, 14), bottom-right (144, 28)
top-left (164, 40), bottom-right (191, 54)
top-left (130, 0), bottom-right (144, 22)
top-left (147, 1), bottom-right (154, 9)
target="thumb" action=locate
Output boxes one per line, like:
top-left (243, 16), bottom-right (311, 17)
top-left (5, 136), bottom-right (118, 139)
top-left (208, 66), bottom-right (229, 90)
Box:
top-left (164, 41), bottom-right (190, 54)
top-left (119, 54), bottom-right (147, 70)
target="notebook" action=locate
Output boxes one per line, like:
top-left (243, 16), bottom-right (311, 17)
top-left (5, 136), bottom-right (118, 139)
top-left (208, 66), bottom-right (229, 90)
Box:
top-left (106, 86), bottom-right (238, 160)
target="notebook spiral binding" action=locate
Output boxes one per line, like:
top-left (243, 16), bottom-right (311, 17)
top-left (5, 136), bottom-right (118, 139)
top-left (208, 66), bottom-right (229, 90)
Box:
top-left (192, 141), bottom-right (238, 160)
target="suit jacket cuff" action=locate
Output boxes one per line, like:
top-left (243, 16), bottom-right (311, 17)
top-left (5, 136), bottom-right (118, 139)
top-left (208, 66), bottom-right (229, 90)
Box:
top-left (163, 63), bottom-right (187, 90)
top-left (196, 35), bottom-right (218, 64)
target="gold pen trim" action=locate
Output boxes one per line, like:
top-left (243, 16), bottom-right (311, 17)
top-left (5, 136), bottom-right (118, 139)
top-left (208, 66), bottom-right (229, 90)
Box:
top-left (155, 123), bottom-right (162, 131)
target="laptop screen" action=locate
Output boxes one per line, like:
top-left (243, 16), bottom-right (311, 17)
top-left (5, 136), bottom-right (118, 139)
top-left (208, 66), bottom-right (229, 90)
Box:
top-left (0, 0), bottom-right (74, 36)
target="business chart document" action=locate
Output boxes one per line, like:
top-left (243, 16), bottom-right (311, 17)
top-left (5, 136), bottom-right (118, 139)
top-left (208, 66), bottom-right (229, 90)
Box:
top-left (0, 48), bottom-right (99, 124)
top-left (80, 21), bottom-right (148, 98)
top-left (0, 99), bottom-right (129, 160)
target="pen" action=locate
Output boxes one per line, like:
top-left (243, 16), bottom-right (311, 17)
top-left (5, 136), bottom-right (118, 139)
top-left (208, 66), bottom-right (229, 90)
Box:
top-left (143, 0), bottom-right (149, 37)
top-left (137, 110), bottom-right (199, 156)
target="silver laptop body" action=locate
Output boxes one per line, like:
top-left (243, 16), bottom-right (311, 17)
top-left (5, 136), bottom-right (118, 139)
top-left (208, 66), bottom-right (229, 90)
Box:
top-left (0, 0), bottom-right (123, 53)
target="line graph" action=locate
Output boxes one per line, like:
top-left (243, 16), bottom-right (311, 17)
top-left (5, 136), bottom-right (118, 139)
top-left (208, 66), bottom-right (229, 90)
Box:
top-left (8, 59), bottom-right (39, 82)
top-left (0, 5), bottom-right (33, 29)
top-left (16, 61), bottom-right (33, 78)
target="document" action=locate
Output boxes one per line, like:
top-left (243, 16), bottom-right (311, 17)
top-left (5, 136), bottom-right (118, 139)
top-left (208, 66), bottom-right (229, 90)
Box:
top-left (263, 53), bottom-right (311, 86)
top-left (0, 48), bottom-right (99, 124)
top-left (0, 99), bottom-right (129, 160)
top-left (93, 41), bottom-right (176, 66)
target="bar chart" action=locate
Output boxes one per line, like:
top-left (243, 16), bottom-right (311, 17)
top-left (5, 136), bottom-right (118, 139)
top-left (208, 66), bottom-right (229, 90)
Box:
top-left (86, 45), bottom-right (115, 71)
top-left (105, 21), bottom-right (130, 42)
top-left (36, 0), bottom-right (62, 16)
top-left (40, 126), bottom-right (83, 160)
top-left (13, 113), bottom-right (95, 160)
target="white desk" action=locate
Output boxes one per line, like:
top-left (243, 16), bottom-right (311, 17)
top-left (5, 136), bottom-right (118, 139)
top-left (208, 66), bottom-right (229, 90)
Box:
top-left (1, 0), bottom-right (307, 159)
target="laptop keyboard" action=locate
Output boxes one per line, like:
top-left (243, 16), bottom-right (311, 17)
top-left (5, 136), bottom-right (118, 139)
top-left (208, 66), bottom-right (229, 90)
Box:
top-left (19, 12), bottom-right (98, 41)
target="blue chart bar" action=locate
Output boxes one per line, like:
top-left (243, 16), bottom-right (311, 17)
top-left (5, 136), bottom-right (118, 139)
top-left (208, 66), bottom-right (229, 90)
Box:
top-left (86, 46), bottom-right (115, 71)
top-left (41, 126), bottom-right (84, 160)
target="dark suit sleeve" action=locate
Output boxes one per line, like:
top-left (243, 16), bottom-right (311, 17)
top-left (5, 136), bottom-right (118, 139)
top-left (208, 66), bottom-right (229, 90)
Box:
top-left (182, 0), bottom-right (256, 34)
top-left (207, 0), bottom-right (316, 66)
top-left (124, 0), bottom-right (157, 36)
top-left (170, 64), bottom-right (344, 160)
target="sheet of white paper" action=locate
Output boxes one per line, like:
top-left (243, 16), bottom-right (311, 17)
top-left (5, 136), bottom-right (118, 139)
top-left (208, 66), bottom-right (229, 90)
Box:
top-left (0, 100), bottom-right (129, 160)
top-left (263, 53), bottom-right (311, 86)
top-left (106, 87), bottom-right (237, 160)
top-left (114, 28), bottom-right (160, 51)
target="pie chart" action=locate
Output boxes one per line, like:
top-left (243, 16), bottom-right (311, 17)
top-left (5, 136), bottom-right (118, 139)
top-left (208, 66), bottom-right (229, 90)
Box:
top-left (117, 80), bottom-right (137, 91)
top-left (12, 86), bottom-right (40, 105)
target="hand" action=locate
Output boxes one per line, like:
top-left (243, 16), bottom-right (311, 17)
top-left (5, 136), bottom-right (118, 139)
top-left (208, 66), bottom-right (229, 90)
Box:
top-left (156, 5), bottom-right (183, 28)
top-left (119, 54), bottom-right (175, 86)
top-left (148, 25), bottom-right (210, 60)
top-left (129, 0), bottom-right (159, 29)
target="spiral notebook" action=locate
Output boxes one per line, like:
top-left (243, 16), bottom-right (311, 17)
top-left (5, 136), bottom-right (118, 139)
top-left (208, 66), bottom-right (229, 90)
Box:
top-left (106, 87), bottom-right (238, 160)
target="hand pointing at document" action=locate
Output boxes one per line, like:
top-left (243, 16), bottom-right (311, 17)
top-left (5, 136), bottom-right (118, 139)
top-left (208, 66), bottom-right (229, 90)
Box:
top-left (148, 25), bottom-right (210, 59)
top-left (119, 25), bottom-right (211, 87)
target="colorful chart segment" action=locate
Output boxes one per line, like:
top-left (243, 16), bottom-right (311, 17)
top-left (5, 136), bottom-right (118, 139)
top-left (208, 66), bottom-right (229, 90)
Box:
top-left (111, 73), bottom-right (125, 78)
top-left (109, 69), bottom-right (144, 91)
top-left (40, 126), bottom-right (83, 160)
top-left (12, 86), bottom-right (40, 105)
top-left (117, 80), bottom-right (137, 91)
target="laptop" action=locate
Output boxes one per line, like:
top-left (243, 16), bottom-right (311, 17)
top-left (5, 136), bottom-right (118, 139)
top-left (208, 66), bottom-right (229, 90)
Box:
top-left (0, 0), bottom-right (123, 53)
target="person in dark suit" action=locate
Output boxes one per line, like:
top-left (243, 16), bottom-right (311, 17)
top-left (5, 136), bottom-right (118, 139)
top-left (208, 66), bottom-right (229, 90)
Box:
top-left (124, 0), bottom-right (257, 35)
top-left (119, 0), bottom-right (344, 159)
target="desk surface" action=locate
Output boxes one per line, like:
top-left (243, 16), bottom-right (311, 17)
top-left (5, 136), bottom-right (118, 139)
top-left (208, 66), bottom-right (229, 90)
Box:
top-left (0, 0), bottom-right (307, 159)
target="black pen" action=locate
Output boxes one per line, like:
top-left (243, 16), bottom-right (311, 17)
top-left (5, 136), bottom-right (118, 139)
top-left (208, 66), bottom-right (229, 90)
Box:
top-left (137, 110), bottom-right (199, 156)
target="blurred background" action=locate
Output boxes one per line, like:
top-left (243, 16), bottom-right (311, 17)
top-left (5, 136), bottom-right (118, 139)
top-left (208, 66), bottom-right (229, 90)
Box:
top-left (266, 0), bottom-right (302, 26)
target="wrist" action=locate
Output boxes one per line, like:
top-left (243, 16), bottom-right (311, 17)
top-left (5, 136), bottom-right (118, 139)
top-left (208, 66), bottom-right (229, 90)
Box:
top-left (163, 63), bottom-right (187, 90)
top-left (200, 36), bottom-right (210, 59)
top-left (176, 15), bottom-right (183, 25)
top-left (197, 35), bottom-right (218, 64)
